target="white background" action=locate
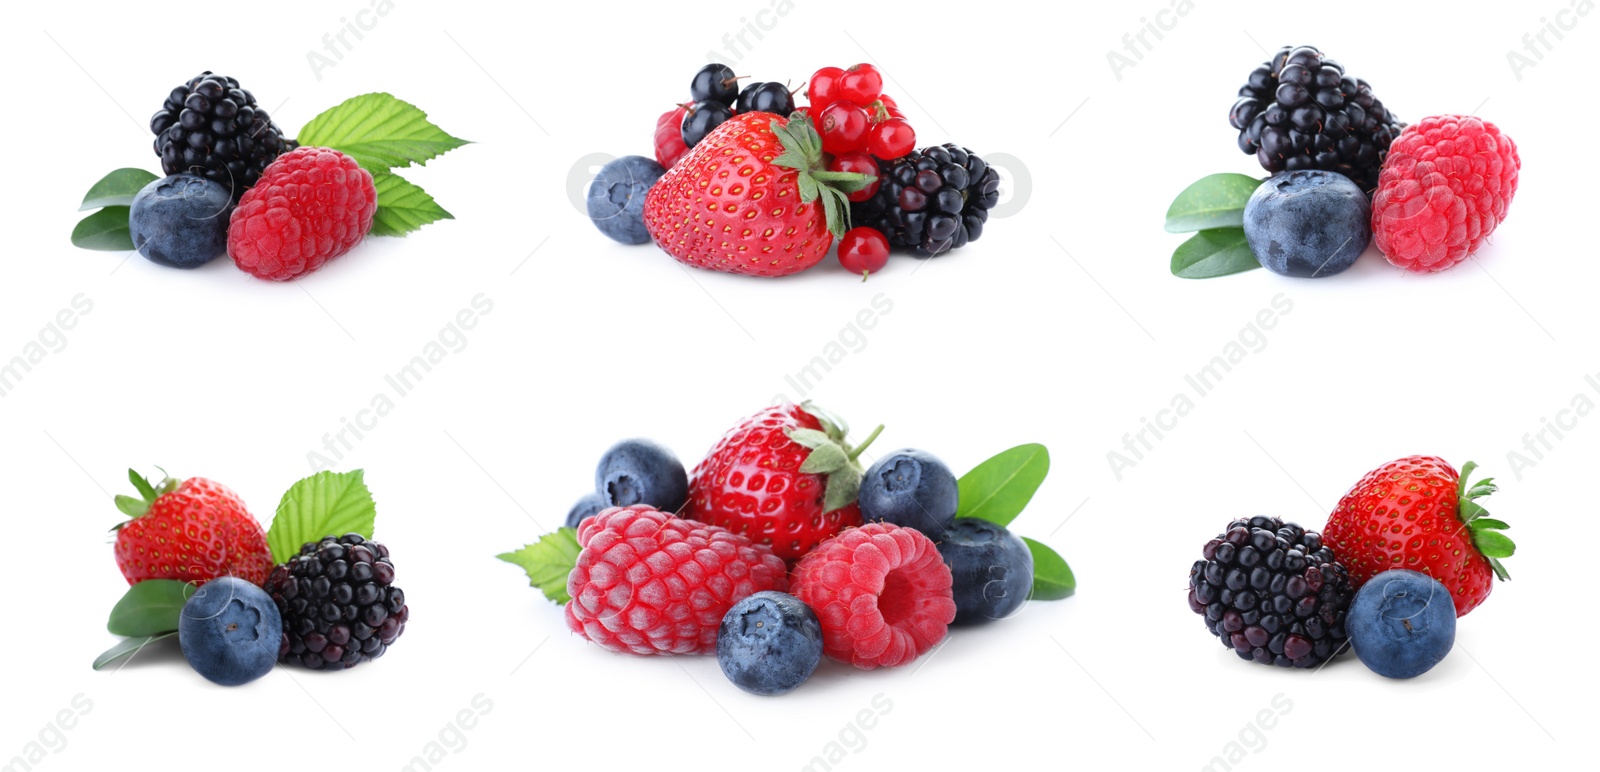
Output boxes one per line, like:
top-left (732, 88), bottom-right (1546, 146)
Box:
top-left (2, 0), bottom-right (1591, 769)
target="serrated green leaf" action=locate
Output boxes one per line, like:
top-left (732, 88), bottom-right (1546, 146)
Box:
top-left (1471, 529), bottom-right (1516, 559)
top-left (80, 168), bottom-right (158, 211)
top-left (498, 528), bottom-right (580, 604)
top-left (1024, 537), bottom-right (1075, 600)
top-left (93, 632), bottom-right (177, 671)
top-left (107, 580), bottom-right (194, 637)
top-left (1171, 228), bottom-right (1259, 279)
top-left (267, 470), bottom-right (378, 564)
top-left (71, 207), bottom-right (133, 251)
top-left (369, 172), bottom-right (454, 237)
top-left (799, 442), bottom-right (848, 474)
top-left (1164, 173), bottom-right (1261, 233)
top-left (957, 444), bottom-right (1051, 527)
top-left (297, 93), bottom-right (469, 172)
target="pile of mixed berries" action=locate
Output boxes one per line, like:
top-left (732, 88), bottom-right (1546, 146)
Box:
top-left (1188, 456), bottom-right (1513, 679)
top-left (94, 469), bottom-right (408, 686)
top-left (500, 403), bottom-right (1074, 696)
top-left (587, 63), bottom-right (1003, 279)
top-left (1166, 45), bottom-right (1521, 280)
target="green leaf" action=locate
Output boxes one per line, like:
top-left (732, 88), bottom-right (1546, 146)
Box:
top-left (93, 632), bottom-right (177, 671)
top-left (80, 168), bottom-right (158, 211)
top-left (1164, 173), bottom-right (1261, 233)
top-left (107, 580), bottom-right (194, 637)
top-left (799, 442), bottom-right (849, 474)
top-left (267, 470), bottom-right (378, 564)
top-left (71, 207), bottom-right (133, 251)
top-left (1471, 518), bottom-right (1511, 531)
top-left (128, 469), bottom-right (157, 500)
top-left (787, 429), bottom-right (833, 450)
top-left (822, 470), bottom-right (861, 514)
top-left (297, 93), bottom-right (470, 172)
top-left (957, 444), bottom-right (1051, 527)
top-left (114, 495), bottom-right (148, 518)
top-left (1471, 529), bottom-right (1516, 560)
top-left (498, 528), bottom-right (580, 604)
top-left (1024, 537), bottom-right (1075, 600)
top-left (369, 171), bottom-right (454, 237)
top-left (1171, 228), bottom-right (1259, 279)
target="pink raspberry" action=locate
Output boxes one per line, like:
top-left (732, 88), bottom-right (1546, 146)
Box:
top-left (227, 147), bottom-right (377, 281)
top-left (1371, 115), bottom-right (1519, 272)
top-left (565, 505), bottom-right (787, 655)
top-left (790, 522), bottom-right (956, 670)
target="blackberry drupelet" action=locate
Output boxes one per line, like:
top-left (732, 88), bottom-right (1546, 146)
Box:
top-left (1187, 516), bottom-right (1353, 668)
top-left (150, 72), bottom-right (294, 199)
top-left (1229, 45), bottom-right (1403, 193)
top-left (851, 144), bottom-right (1000, 257)
top-left (266, 533), bottom-right (409, 671)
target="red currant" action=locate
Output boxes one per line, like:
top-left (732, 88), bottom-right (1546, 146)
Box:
top-left (837, 227), bottom-right (890, 280)
top-left (838, 63), bottom-right (883, 105)
top-left (808, 66), bottom-right (844, 108)
top-left (868, 118), bottom-right (916, 159)
top-left (818, 100), bottom-right (869, 154)
top-left (828, 152), bottom-right (881, 203)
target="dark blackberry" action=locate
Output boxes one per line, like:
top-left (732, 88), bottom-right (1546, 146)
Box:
top-left (1187, 516), bottom-right (1352, 668)
top-left (265, 533), bottom-right (409, 671)
top-left (851, 144), bottom-right (1000, 257)
top-left (150, 72), bottom-right (294, 200)
top-left (1229, 45), bottom-right (1403, 194)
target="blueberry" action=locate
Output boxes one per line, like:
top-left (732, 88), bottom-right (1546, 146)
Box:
top-left (1347, 569), bottom-right (1456, 679)
top-left (1242, 169), bottom-right (1370, 278)
top-left (937, 518), bottom-right (1033, 625)
top-left (178, 577), bottom-right (282, 686)
top-left (858, 449), bottom-right (958, 539)
top-left (689, 63), bottom-right (740, 104)
top-left (128, 174), bottom-right (233, 268)
top-left (587, 155), bottom-right (665, 245)
top-left (595, 439), bottom-right (688, 512)
top-left (716, 591), bottom-right (822, 695)
top-left (565, 491), bottom-right (607, 529)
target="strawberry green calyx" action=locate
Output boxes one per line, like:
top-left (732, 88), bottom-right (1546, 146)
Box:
top-left (1456, 461), bottom-right (1514, 582)
top-left (786, 401), bottom-right (883, 513)
top-left (770, 114), bottom-right (875, 239)
top-left (113, 468), bottom-right (179, 523)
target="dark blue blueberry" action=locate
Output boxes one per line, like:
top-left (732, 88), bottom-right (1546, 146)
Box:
top-left (716, 591), bottom-right (822, 696)
top-left (595, 438), bottom-right (688, 513)
top-left (565, 491), bottom-right (607, 529)
top-left (938, 518), bottom-right (1033, 625)
top-left (1242, 169), bottom-right (1370, 278)
top-left (858, 449), bottom-right (958, 539)
top-left (689, 63), bottom-right (740, 104)
top-left (179, 576), bottom-right (282, 686)
top-left (128, 174), bottom-right (233, 268)
top-left (681, 101), bottom-right (734, 149)
top-left (1347, 569), bottom-right (1455, 679)
top-left (735, 82), bottom-right (795, 115)
top-left (587, 155), bottom-right (665, 245)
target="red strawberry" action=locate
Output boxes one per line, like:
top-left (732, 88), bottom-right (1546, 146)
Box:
top-left (642, 111), bottom-right (874, 277)
top-left (1324, 457), bottom-right (1513, 616)
top-left (685, 403), bottom-right (881, 562)
top-left (654, 106), bottom-right (689, 169)
top-left (113, 469), bottom-right (273, 587)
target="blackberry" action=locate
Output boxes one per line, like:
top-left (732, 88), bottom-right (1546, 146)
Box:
top-left (851, 144), bottom-right (1000, 257)
top-left (150, 72), bottom-right (293, 199)
top-left (265, 533), bottom-right (409, 671)
top-left (1187, 516), bottom-right (1352, 668)
top-left (1229, 45), bottom-right (1403, 193)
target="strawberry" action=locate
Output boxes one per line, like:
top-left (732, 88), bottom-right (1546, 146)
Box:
top-left (1324, 456), bottom-right (1514, 616)
top-left (112, 469), bottom-right (273, 587)
top-left (642, 111), bottom-right (874, 277)
top-left (685, 403), bottom-right (882, 562)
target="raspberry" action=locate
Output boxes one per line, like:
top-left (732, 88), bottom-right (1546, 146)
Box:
top-left (790, 523), bottom-right (956, 669)
top-left (227, 147), bottom-right (377, 281)
top-left (565, 505), bottom-right (788, 655)
top-left (1371, 116), bottom-right (1520, 272)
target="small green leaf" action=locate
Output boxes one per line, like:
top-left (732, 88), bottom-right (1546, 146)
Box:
top-left (297, 93), bottom-right (469, 172)
top-left (107, 580), bottom-right (194, 637)
top-left (267, 470), bottom-right (378, 564)
top-left (71, 207), bottom-right (134, 251)
top-left (822, 470), bottom-right (861, 514)
top-left (1471, 529), bottom-right (1516, 560)
top-left (799, 442), bottom-right (849, 474)
top-left (1471, 518), bottom-right (1511, 531)
top-left (1171, 228), bottom-right (1260, 279)
top-left (80, 168), bottom-right (158, 211)
top-left (957, 444), bottom-right (1050, 527)
top-left (787, 429), bottom-right (833, 450)
top-left (369, 171), bottom-right (454, 237)
top-left (1024, 537), bottom-right (1075, 600)
top-left (128, 469), bottom-right (157, 500)
top-left (498, 528), bottom-right (580, 604)
top-left (1164, 173), bottom-right (1261, 233)
top-left (114, 495), bottom-right (148, 518)
top-left (93, 632), bottom-right (177, 671)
